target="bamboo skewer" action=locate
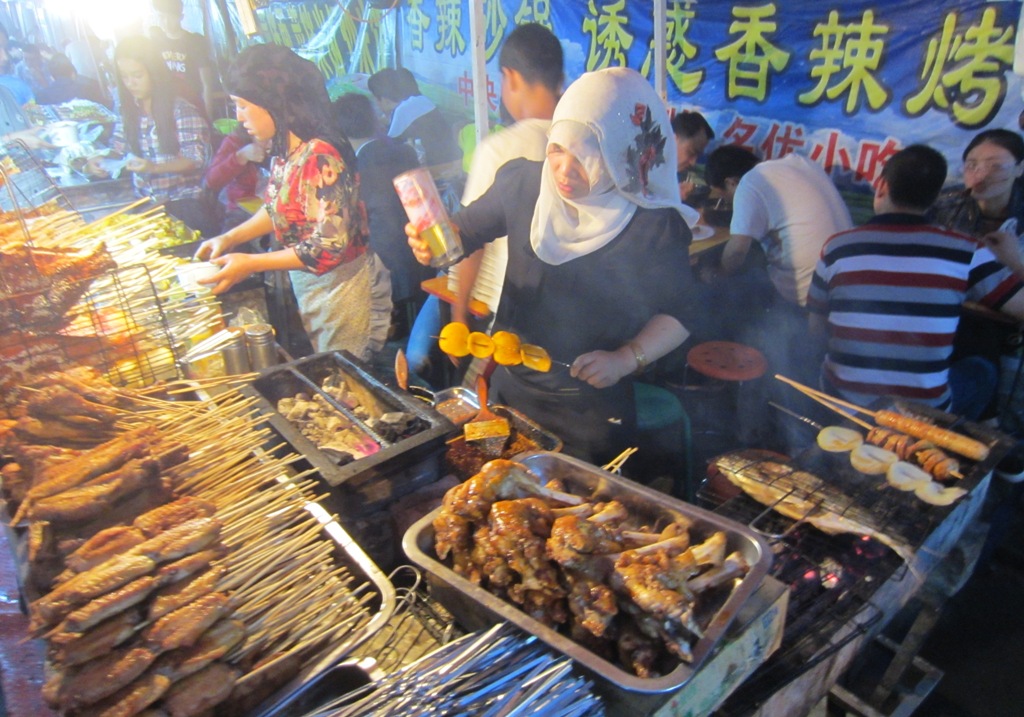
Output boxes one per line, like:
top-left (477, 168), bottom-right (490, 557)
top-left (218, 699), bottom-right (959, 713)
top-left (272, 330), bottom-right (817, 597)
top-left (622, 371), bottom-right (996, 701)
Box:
top-left (773, 374), bottom-right (874, 429)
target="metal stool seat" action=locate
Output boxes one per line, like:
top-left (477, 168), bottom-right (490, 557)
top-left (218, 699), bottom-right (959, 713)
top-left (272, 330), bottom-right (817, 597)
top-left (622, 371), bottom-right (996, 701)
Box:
top-left (686, 341), bottom-right (768, 383)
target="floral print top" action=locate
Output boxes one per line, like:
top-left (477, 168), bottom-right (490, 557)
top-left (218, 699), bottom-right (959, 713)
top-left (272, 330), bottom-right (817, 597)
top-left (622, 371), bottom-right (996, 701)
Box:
top-left (265, 138), bottom-right (368, 275)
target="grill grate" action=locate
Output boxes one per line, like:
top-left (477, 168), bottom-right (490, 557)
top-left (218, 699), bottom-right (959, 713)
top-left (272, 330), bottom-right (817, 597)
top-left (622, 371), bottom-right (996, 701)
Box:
top-left (697, 484), bottom-right (901, 711)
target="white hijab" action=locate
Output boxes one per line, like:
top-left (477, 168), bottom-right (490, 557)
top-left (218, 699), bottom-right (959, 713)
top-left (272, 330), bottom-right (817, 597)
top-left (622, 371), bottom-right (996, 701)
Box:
top-left (531, 67), bottom-right (699, 266)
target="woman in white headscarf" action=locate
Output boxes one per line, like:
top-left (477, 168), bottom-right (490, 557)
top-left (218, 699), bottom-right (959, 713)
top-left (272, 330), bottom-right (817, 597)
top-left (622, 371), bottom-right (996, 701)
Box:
top-left (408, 67), bottom-right (699, 464)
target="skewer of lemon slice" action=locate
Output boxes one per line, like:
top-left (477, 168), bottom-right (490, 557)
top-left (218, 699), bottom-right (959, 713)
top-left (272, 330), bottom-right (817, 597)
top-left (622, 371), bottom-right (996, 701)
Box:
top-left (436, 323), bottom-right (553, 372)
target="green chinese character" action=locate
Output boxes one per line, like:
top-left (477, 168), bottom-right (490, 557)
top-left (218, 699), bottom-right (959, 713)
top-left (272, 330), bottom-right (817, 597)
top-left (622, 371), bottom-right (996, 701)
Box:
top-left (641, 0), bottom-right (703, 94)
top-left (714, 4), bottom-right (791, 102)
top-left (484, 0), bottom-right (509, 61)
top-left (514, 0), bottom-right (552, 28)
top-left (904, 8), bottom-right (1013, 128)
top-left (405, 0), bottom-right (432, 52)
top-left (435, 0), bottom-right (467, 57)
top-left (798, 10), bottom-right (890, 114)
top-left (583, 0), bottom-right (634, 72)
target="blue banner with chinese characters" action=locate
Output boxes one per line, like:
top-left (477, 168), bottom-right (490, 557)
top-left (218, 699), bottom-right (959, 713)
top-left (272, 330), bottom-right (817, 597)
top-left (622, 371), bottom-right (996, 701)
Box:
top-left (399, 0), bottom-right (1023, 190)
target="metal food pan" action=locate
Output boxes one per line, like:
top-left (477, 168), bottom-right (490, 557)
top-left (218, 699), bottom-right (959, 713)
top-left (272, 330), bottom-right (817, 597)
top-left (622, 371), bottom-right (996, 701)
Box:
top-left (243, 497), bottom-right (396, 717)
top-left (403, 451), bottom-right (772, 694)
top-left (444, 404), bottom-right (563, 480)
top-left (240, 352), bottom-right (452, 501)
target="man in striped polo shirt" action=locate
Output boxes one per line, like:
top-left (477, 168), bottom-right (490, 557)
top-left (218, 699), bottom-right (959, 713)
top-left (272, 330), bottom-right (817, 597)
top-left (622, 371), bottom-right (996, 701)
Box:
top-left (808, 144), bottom-right (1024, 419)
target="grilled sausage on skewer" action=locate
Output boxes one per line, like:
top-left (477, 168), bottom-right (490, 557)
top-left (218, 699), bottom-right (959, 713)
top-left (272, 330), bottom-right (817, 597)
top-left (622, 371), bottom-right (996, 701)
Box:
top-left (874, 410), bottom-right (989, 461)
top-left (865, 427), bottom-right (961, 480)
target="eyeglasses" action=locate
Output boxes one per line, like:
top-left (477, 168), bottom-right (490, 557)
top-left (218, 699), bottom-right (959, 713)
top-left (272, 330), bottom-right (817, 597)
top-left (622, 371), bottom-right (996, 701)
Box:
top-left (963, 158), bottom-right (1020, 174)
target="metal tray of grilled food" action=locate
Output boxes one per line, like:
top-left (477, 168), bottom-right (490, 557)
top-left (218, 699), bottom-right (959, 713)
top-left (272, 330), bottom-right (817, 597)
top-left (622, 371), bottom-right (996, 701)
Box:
top-left (403, 451), bottom-right (772, 695)
top-left (242, 496), bottom-right (397, 717)
top-left (240, 351), bottom-right (453, 507)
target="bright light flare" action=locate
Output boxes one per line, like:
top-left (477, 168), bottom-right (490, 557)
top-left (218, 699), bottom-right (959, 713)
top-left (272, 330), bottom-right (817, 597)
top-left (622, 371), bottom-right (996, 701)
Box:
top-left (44, 0), bottom-right (151, 41)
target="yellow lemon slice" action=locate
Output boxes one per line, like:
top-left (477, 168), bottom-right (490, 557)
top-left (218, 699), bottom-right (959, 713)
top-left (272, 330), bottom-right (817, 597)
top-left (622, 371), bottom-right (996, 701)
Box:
top-left (467, 331), bottom-right (495, 359)
top-left (521, 344), bottom-right (552, 372)
top-left (438, 321), bottom-right (470, 357)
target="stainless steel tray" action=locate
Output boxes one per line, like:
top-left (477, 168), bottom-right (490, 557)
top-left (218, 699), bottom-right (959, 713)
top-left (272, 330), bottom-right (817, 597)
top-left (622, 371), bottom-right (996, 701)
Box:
top-left (244, 495), bottom-right (397, 717)
top-left (403, 451), bottom-right (772, 694)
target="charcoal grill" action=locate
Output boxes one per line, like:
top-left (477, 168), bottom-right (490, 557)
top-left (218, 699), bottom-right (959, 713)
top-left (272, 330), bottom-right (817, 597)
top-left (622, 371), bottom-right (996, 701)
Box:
top-left (696, 398), bottom-right (1015, 711)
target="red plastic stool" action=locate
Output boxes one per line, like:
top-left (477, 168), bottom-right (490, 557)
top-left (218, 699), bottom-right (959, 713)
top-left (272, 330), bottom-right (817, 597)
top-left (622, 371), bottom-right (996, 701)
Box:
top-left (685, 341), bottom-right (768, 383)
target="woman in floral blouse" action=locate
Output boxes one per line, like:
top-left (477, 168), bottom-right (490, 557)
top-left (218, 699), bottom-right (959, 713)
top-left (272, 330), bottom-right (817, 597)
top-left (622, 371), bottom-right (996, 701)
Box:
top-left (196, 44), bottom-right (391, 360)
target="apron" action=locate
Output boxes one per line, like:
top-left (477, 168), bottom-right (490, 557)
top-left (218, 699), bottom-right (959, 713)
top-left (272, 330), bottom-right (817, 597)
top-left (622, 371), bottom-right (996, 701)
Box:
top-left (289, 252), bottom-right (392, 361)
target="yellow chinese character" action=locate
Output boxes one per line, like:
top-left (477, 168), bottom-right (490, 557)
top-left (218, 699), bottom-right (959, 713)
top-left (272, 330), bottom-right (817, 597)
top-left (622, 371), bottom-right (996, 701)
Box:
top-left (798, 10), bottom-right (890, 114)
top-left (641, 1), bottom-right (703, 94)
top-left (904, 8), bottom-right (1013, 128)
top-left (714, 4), bottom-right (791, 102)
top-left (435, 0), bottom-right (467, 57)
top-left (583, 0), bottom-right (634, 72)
top-left (405, 0), bottom-right (432, 52)
top-left (484, 0), bottom-right (509, 61)
top-left (514, 0), bottom-right (552, 28)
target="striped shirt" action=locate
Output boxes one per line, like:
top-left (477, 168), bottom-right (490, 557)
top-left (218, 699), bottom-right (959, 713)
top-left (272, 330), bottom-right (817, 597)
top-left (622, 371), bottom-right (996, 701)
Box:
top-left (807, 213), bottom-right (1022, 409)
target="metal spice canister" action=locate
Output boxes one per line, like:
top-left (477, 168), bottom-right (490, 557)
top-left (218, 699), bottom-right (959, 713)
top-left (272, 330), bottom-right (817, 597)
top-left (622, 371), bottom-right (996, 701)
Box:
top-left (221, 327), bottom-right (251, 375)
top-left (245, 323), bottom-right (278, 370)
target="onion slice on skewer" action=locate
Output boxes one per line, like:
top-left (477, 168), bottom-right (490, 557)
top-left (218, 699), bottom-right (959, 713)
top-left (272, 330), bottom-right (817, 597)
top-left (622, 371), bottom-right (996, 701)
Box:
top-left (914, 481), bottom-right (968, 506)
top-left (850, 444), bottom-right (899, 475)
top-left (886, 461), bottom-right (932, 491)
top-left (816, 425), bottom-right (863, 452)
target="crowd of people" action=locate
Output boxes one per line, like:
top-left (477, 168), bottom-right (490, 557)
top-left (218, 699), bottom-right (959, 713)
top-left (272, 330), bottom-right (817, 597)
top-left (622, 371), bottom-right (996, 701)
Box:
top-left (4, 13), bottom-right (1024, 471)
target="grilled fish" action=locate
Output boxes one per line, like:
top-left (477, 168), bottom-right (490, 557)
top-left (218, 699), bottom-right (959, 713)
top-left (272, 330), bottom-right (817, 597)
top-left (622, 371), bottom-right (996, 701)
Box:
top-left (713, 450), bottom-right (915, 564)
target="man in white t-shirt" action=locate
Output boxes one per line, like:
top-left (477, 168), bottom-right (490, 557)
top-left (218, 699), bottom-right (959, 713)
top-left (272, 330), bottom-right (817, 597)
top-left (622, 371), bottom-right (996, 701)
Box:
top-left (404, 23), bottom-right (563, 386)
top-left (706, 147), bottom-right (852, 307)
top-left (449, 23), bottom-right (564, 327)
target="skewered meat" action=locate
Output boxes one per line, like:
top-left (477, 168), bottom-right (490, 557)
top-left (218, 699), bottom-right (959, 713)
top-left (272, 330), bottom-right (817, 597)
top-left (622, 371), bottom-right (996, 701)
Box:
top-left (27, 519), bottom-right (55, 563)
top-left (32, 553), bottom-right (156, 629)
top-left (0, 242), bottom-right (116, 329)
top-left (154, 548), bottom-right (225, 586)
top-left (53, 644), bottom-right (158, 710)
top-left (13, 425), bottom-right (160, 523)
top-left (60, 575), bottom-right (160, 633)
top-left (161, 661), bottom-right (241, 717)
top-left (143, 592), bottom-right (230, 651)
top-left (73, 671), bottom-right (172, 717)
top-left (134, 496), bottom-right (217, 537)
top-left (26, 384), bottom-right (122, 426)
top-left (129, 516), bottom-right (222, 564)
top-left (152, 619), bottom-right (245, 681)
top-left (49, 610), bottom-right (141, 667)
top-left (874, 409), bottom-right (989, 461)
top-left (28, 457), bottom-right (161, 522)
top-left (13, 413), bottom-right (116, 446)
top-left (10, 443), bottom-right (80, 477)
top-left (0, 461), bottom-right (27, 502)
top-left (66, 526), bottom-right (147, 574)
top-left (149, 565), bottom-right (227, 621)
top-left (865, 427), bottom-right (961, 480)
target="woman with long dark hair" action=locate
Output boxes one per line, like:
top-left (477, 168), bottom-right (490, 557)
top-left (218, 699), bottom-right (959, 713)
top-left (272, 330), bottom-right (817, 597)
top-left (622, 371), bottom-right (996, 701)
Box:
top-left (87, 36), bottom-right (217, 235)
top-left (195, 44), bottom-right (391, 360)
